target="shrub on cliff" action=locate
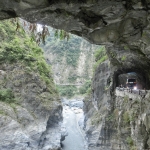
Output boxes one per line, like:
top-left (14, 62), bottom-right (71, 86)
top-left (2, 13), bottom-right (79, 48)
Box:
top-left (0, 19), bottom-right (57, 95)
top-left (0, 89), bottom-right (16, 103)
top-left (79, 80), bottom-right (91, 94)
top-left (57, 85), bottom-right (77, 98)
top-left (93, 46), bottom-right (108, 70)
top-left (42, 29), bottom-right (81, 68)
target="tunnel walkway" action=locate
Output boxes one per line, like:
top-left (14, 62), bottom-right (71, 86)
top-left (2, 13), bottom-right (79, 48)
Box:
top-left (115, 88), bottom-right (148, 100)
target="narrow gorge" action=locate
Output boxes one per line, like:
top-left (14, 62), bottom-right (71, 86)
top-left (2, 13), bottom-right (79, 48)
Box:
top-left (1, 0), bottom-right (150, 150)
top-left (42, 29), bottom-right (100, 98)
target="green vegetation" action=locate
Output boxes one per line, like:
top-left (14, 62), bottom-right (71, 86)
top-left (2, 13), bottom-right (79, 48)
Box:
top-left (54, 29), bottom-right (70, 41)
top-left (124, 46), bottom-right (129, 50)
top-left (130, 113), bottom-right (135, 122)
top-left (79, 80), bottom-right (91, 94)
top-left (105, 85), bottom-right (109, 91)
top-left (106, 114), bottom-right (114, 121)
top-left (0, 89), bottom-right (16, 103)
top-left (93, 46), bottom-right (108, 70)
top-left (57, 80), bottom-right (92, 97)
top-left (110, 51), bottom-right (117, 58)
top-left (114, 108), bottom-right (119, 119)
top-left (121, 55), bottom-right (126, 61)
top-left (68, 75), bottom-right (78, 83)
top-left (123, 111), bottom-right (130, 124)
top-left (42, 27), bottom-right (100, 97)
top-left (57, 85), bottom-right (77, 98)
top-left (42, 30), bottom-right (81, 67)
top-left (0, 19), bottom-right (57, 95)
top-left (94, 46), bottom-right (107, 62)
top-left (124, 95), bottom-right (129, 103)
top-left (91, 112), bottom-right (101, 125)
top-left (126, 136), bottom-right (134, 147)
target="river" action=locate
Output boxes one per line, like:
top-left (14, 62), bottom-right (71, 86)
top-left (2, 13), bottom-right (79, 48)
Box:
top-left (62, 99), bottom-right (87, 150)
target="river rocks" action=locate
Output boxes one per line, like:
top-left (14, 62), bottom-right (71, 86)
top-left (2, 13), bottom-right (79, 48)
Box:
top-left (62, 98), bottom-right (87, 150)
top-left (62, 98), bottom-right (85, 130)
top-left (62, 98), bottom-right (83, 109)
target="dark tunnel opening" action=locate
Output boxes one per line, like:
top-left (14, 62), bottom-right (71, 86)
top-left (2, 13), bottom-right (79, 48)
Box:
top-left (113, 69), bottom-right (150, 91)
top-left (117, 72), bottom-right (145, 89)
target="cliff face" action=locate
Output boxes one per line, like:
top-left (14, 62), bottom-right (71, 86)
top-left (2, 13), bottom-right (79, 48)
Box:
top-left (0, 20), bottom-right (64, 150)
top-left (1, 1), bottom-right (150, 150)
top-left (0, 63), bottom-right (62, 150)
top-left (42, 31), bottom-right (99, 85)
top-left (83, 43), bottom-right (150, 150)
top-left (84, 60), bottom-right (112, 150)
top-left (84, 82), bottom-right (150, 150)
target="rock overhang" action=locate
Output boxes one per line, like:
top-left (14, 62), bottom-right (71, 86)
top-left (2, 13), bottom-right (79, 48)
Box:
top-left (0, 0), bottom-right (149, 44)
top-left (1, 0), bottom-right (150, 85)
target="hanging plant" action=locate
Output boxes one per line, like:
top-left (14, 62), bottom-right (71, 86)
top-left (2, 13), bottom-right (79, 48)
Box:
top-left (11, 18), bottom-right (69, 45)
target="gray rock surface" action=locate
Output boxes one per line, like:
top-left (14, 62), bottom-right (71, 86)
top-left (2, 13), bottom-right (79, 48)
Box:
top-left (83, 57), bottom-right (150, 150)
top-left (0, 0), bottom-right (149, 47)
top-left (62, 98), bottom-right (83, 109)
top-left (0, 63), bottom-right (64, 150)
top-left (83, 60), bottom-right (112, 150)
top-left (1, 1), bottom-right (150, 150)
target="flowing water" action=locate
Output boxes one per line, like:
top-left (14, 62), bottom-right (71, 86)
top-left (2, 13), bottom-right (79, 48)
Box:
top-left (62, 99), bottom-right (87, 150)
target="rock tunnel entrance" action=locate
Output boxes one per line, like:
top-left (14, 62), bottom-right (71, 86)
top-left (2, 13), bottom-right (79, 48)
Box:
top-left (2, 1), bottom-right (150, 150)
top-left (117, 72), bottom-right (144, 89)
top-left (114, 70), bottom-right (150, 90)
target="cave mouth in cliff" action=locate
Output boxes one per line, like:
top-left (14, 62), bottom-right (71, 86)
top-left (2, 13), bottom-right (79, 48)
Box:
top-left (116, 71), bottom-right (148, 90)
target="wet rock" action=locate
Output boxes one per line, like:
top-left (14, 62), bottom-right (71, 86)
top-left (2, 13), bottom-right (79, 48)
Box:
top-left (62, 98), bottom-right (83, 109)
top-left (69, 100), bottom-right (83, 109)
top-left (60, 126), bottom-right (68, 141)
top-left (78, 115), bottom-right (84, 129)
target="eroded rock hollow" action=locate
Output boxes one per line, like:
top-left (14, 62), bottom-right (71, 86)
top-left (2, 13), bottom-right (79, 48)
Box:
top-left (1, 0), bottom-right (150, 149)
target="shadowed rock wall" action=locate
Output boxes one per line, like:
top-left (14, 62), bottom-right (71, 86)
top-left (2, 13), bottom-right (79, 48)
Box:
top-left (0, 0), bottom-right (150, 45)
top-left (1, 1), bottom-right (150, 149)
top-left (1, 0), bottom-right (150, 84)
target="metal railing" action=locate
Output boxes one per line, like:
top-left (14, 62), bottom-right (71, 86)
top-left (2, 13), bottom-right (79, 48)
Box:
top-left (116, 87), bottom-right (147, 97)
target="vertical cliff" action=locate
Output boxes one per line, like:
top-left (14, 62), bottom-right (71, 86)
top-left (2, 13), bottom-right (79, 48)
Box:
top-left (84, 43), bottom-right (150, 150)
top-left (84, 60), bottom-right (112, 150)
top-left (1, 1), bottom-right (150, 149)
top-left (0, 20), bottom-right (64, 150)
